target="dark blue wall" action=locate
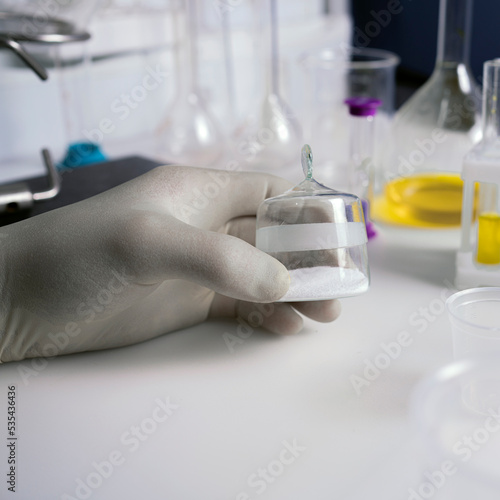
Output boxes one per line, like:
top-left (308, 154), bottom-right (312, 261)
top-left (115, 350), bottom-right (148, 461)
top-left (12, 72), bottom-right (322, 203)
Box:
top-left (351, 0), bottom-right (498, 83)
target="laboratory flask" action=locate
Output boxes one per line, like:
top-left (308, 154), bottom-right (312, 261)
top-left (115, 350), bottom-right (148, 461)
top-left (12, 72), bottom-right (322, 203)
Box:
top-left (155, 0), bottom-right (224, 166)
top-left (234, 0), bottom-right (302, 171)
top-left (374, 0), bottom-right (481, 230)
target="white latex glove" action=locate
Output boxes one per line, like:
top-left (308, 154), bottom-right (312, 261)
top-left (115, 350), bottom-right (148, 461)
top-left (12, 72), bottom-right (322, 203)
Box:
top-left (0, 166), bottom-right (341, 362)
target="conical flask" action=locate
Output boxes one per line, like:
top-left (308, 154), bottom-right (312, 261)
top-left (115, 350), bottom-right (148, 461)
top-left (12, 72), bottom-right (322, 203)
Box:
top-left (233, 0), bottom-right (302, 171)
top-left (393, 0), bottom-right (481, 172)
top-left (155, 0), bottom-right (224, 166)
top-left (374, 0), bottom-right (482, 230)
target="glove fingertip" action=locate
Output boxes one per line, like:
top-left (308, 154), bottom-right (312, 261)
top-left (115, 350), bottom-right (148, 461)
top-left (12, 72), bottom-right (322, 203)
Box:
top-left (250, 258), bottom-right (290, 303)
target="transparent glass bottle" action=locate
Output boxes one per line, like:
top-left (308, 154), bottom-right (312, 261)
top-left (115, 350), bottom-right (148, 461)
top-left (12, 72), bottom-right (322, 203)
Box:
top-left (345, 97), bottom-right (382, 239)
top-left (256, 145), bottom-right (369, 301)
top-left (374, 0), bottom-right (482, 230)
top-left (456, 59), bottom-right (500, 288)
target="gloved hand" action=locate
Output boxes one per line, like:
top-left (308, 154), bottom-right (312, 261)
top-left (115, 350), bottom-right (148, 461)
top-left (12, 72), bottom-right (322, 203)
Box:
top-left (0, 165), bottom-right (341, 362)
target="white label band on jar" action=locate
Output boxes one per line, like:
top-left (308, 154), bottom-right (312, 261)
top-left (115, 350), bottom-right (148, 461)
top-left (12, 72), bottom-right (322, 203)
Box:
top-left (256, 222), bottom-right (368, 253)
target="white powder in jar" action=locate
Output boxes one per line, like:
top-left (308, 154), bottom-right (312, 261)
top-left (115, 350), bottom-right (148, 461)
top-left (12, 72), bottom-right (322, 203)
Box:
top-left (279, 266), bottom-right (369, 302)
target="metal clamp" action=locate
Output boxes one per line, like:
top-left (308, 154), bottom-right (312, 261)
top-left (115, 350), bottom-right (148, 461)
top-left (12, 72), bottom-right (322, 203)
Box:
top-left (0, 34), bottom-right (47, 80)
top-left (0, 149), bottom-right (61, 214)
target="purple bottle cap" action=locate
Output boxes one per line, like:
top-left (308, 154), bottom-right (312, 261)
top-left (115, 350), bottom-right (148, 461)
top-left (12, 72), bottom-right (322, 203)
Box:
top-left (361, 198), bottom-right (377, 240)
top-left (344, 97), bottom-right (382, 117)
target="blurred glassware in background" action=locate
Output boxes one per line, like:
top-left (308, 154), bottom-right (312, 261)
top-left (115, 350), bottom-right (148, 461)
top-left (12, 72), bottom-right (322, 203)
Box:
top-left (456, 59), bottom-right (500, 288)
top-left (38, 0), bottom-right (102, 167)
top-left (344, 96), bottom-right (382, 239)
top-left (216, 0), bottom-right (237, 134)
top-left (373, 0), bottom-right (482, 233)
top-left (446, 287), bottom-right (500, 361)
top-left (231, 0), bottom-right (302, 172)
top-left (410, 358), bottom-right (500, 500)
top-left (0, 0), bottom-right (352, 183)
top-left (298, 45), bottom-right (347, 179)
top-left (298, 46), bottom-right (398, 188)
top-left (347, 47), bottom-right (398, 115)
top-left (155, 0), bottom-right (224, 166)
top-left (52, 31), bottom-right (107, 170)
top-left (193, 0), bottom-right (258, 140)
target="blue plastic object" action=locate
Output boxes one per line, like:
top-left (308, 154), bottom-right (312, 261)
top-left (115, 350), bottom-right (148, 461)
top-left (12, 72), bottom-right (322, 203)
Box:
top-left (58, 142), bottom-right (107, 170)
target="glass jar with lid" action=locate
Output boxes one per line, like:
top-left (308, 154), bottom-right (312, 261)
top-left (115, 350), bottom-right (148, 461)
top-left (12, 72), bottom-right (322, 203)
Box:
top-left (256, 144), bottom-right (370, 301)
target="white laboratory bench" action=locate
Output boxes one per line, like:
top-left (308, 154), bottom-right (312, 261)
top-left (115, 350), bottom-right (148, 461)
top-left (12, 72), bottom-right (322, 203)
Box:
top-left (0, 229), bottom-right (460, 499)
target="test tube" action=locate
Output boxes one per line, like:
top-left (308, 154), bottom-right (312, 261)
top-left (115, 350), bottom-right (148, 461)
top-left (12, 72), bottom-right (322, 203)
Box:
top-left (476, 183), bottom-right (500, 265)
top-left (344, 97), bottom-right (382, 239)
top-left (474, 58), bottom-right (500, 265)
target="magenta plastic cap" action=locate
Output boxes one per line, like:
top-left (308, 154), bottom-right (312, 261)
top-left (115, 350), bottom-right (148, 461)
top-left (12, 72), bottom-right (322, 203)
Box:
top-left (344, 97), bottom-right (382, 117)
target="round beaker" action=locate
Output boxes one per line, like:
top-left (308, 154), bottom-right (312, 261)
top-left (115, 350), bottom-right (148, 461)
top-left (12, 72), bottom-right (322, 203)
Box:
top-left (446, 287), bottom-right (500, 361)
top-left (348, 47), bottom-right (399, 114)
top-left (410, 359), bottom-right (500, 500)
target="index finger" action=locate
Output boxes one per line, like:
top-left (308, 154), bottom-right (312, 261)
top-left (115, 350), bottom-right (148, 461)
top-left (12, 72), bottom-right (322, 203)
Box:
top-left (165, 167), bottom-right (293, 228)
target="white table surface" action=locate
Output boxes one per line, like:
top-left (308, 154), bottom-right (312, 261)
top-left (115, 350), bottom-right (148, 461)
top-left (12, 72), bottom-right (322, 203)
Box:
top-left (0, 233), bottom-right (461, 500)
